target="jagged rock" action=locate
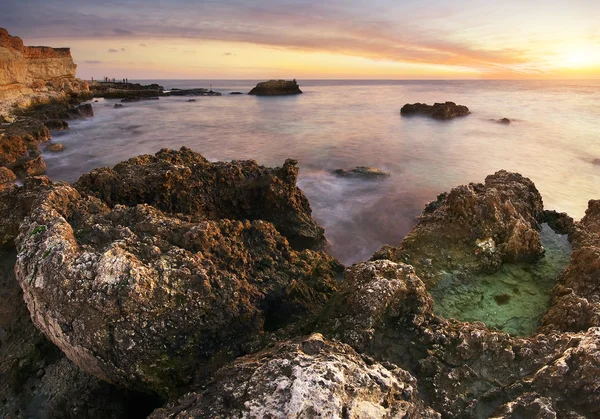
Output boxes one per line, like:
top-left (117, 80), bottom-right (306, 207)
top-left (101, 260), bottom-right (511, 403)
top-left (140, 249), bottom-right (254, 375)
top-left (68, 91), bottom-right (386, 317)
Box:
top-left (45, 143), bottom-right (65, 152)
top-left (400, 102), bottom-right (470, 120)
top-left (332, 166), bottom-right (391, 179)
top-left (149, 334), bottom-right (440, 419)
top-left (90, 82), bottom-right (164, 99)
top-left (44, 119), bottom-right (69, 130)
top-left (70, 103), bottom-right (94, 117)
top-left (248, 79), bottom-right (303, 96)
top-left (541, 200), bottom-right (600, 332)
top-left (14, 150), bottom-right (46, 177)
top-left (114, 103), bottom-right (124, 108)
top-left (372, 170), bottom-right (544, 287)
top-left (498, 118), bottom-right (511, 124)
top-left (168, 89), bottom-right (221, 96)
top-left (75, 147), bottom-right (327, 250)
top-left (14, 151), bottom-right (340, 396)
top-left (0, 167), bottom-right (16, 188)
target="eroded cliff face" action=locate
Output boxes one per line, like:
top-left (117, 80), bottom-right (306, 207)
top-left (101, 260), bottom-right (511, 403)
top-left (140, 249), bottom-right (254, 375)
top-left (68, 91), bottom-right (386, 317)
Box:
top-left (0, 28), bottom-right (80, 116)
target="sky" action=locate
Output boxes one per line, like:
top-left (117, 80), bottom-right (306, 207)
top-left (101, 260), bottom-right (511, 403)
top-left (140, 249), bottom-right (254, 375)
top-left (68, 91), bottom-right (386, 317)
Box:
top-left (3, 0), bottom-right (600, 79)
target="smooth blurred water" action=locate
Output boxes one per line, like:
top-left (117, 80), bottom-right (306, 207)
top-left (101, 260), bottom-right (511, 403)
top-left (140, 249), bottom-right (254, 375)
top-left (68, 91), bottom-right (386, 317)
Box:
top-left (44, 80), bottom-right (600, 265)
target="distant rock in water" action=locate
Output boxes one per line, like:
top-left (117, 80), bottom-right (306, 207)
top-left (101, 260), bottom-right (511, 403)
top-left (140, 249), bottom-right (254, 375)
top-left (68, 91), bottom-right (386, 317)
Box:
top-left (248, 80), bottom-right (303, 96)
top-left (230, 91), bottom-right (244, 95)
top-left (120, 96), bottom-right (160, 103)
top-left (498, 117), bottom-right (511, 124)
top-left (113, 103), bottom-right (124, 108)
top-left (400, 102), bottom-right (470, 120)
top-left (187, 99), bottom-right (196, 102)
top-left (332, 166), bottom-right (390, 179)
top-left (168, 88), bottom-right (222, 96)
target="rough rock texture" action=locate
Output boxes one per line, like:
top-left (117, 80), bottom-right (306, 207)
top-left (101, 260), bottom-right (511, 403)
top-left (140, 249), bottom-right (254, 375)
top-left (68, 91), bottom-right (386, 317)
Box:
top-left (0, 251), bottom-right (134, 419)
top-left (45, 143), bottom-right (65, 152)
top-left (0, 166), bottom-right (16, 188)
top-left (248, 79), bottom-right (303, 96)
top-left (400, 102), bottom-right (470, 120)
top-left (14, 151), bottom-right (341, 397)
top-left (167, 88), bottom-right (221, 97)
top-left (372, 170), bottom-right (545, 288)
top-left (317, 260), bottom-right (600, 418)
top-left (75, 147), bottom-right (327, 250)
top-left (332, 166), bottom-right (391, 179)
top-left (149, 334), bottom-right (440, 419)
top-left (90, 82), bottom-right (164, 99)
top-left (541, 199), bottom-right (600, 332)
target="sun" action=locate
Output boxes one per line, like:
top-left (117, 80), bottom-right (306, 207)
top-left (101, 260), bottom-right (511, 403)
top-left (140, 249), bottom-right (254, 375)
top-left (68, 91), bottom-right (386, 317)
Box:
top-left (562, 46), bottom-right (600, 69)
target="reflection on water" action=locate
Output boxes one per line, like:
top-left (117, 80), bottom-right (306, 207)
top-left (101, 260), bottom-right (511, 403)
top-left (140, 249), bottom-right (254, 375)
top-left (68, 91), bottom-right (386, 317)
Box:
top-left (44, 80), bottom-right (600, 265)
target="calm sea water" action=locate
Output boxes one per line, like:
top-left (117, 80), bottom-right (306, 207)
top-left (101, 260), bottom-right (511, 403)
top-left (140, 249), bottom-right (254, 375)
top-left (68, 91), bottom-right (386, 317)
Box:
top-left (44, 80), bottom-right (600, 265)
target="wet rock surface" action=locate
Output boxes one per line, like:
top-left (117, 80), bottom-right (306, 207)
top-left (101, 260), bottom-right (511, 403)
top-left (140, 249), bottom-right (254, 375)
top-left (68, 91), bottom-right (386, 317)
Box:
top-left (149, 333), bottom-right (440, 419)
top-left (45, 143), bottom-right (65, 152)
top-left (332, 166), bottom-right (391, 179)
top-left (14, 149), bottom-right (341, 397)
top-left (248, 79), bottom-right (303, 96)
top-left (401, 102), bottom-right (470, 120)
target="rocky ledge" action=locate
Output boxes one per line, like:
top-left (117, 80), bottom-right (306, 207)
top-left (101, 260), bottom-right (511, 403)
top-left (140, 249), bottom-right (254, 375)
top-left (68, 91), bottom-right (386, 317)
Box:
top-left (401, 101), bottom-right (470, 120)
top-left (332, 166), bottom-right (391, 179)
top-left (248, 79), bottom-right (303, 96)
top-left (2, 151), bottom-right (600, 418)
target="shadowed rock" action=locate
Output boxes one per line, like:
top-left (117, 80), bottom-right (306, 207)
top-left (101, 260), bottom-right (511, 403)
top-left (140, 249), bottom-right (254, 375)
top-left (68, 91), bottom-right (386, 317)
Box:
top-left (45, 143), bottom-right (64, 152)
top-left (149, 334), bottom-right (440, 419)
top-left (248, 80), bottom-right (303, 96)
top-left (332, 166), bottom-right (391, 179)
top-left (401, 102), bottom-right (470, 120)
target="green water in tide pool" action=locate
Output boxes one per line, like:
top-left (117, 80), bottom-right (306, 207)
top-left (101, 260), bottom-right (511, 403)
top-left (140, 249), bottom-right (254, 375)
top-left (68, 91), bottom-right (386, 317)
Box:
top-left (431, 224), bottom-right (572, 336)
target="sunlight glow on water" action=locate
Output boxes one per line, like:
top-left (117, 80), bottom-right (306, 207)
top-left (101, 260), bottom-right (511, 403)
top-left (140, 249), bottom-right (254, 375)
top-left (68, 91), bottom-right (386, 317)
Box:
top-left (44, 80), bottom-right (600, 265)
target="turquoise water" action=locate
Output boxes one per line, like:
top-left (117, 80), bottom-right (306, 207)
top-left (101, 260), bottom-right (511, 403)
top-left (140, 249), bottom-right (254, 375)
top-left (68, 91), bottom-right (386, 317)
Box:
top-left (430, 224), bottom-right (572, 336)
top-left (43, 80), bottom-right (600, 265)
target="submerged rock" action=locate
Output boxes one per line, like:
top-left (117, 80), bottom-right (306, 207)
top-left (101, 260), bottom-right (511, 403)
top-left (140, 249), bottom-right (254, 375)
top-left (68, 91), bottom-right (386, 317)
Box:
top-left (14, 149), bottom-right (341, 396)
top-left (498, 118), bottom-right (511, 124)
top-left (248, 79), bottom-right (303, 96)
top-left (373, 170), bottom-right (545, 287)
top-left (45, 143), bottom-right (65, 152)
top-left (332, 166), bottom-right (391, 179)
top-left (230, 91), bottom-right (243, 95)
top-left (113, 103), bottom-right (124, 108)
top-left (149, 334), bottom-right (440, 419)
top-left (400, 102), bottom-right (470, 120)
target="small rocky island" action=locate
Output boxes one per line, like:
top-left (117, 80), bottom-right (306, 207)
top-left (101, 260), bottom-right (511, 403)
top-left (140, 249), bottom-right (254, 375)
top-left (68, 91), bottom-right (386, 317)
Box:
top-left (401, 101), bottom-right (470, 119)
top-left (248, 79), bottom-right (303, 95)
top-left (332, 166), bottom-right (391, 179)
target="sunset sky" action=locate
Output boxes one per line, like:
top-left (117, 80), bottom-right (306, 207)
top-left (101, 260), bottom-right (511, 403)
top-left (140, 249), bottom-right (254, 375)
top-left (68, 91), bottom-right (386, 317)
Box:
top-left (4, 0), bottom-right (600, 79)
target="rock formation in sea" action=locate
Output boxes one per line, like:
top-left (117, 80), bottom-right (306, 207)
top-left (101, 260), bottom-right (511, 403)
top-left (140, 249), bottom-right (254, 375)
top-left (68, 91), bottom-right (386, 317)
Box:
top-left (400, 102), bottom-right (470, 119)
top-left (332, 166), bottom-right (391, 179)
top-left (248, 79), bottom-right (303, 96)
top-left (14, 148), bottom-right (341, 397)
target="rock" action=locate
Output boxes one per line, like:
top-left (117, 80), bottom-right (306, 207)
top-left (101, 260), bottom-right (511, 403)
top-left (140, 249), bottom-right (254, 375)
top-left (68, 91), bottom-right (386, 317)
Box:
top-left (400, 102), bottom-right (470, 120)
top-left (120, 97), bottom-right (160, 103)
top-left (372, 170), bottom-right (544, 287)
top-left (45, 143), bottom-right (65, 152)
top-left (1, 115), bottom-right (15, 123)
top-left (114, 103), bottom-right (124, 108)
top-left (75, 147), bottom-right (327, 250)
top-left (0, 167), bottom-right (16, 187)
top-left (90, 82), bottom-right (164, 99)
top-left (14, 150), bottom-right (341, 396)
top-left (168, 89), bottom-right (221, 97)
top-left (70, 103), bottom-right (94, 118)
top-left (186, 99), bottom-right (196, 102)
top-left (44, 119), bottom-right (69, 130)
top-left (498, 118), bottom-right (511, 124)
top-left (13, 150), bottom-right (46, 177)
top-left (541, 200), bottom-right (600, 332)
top-left (149, 334), bottom-right (440, 419)
top-left (230, 91), bottom-right (243, 95)
top-left (332, 166), bottom-right (391, 179)
top-left (248, 79), bottom-right (303, 96)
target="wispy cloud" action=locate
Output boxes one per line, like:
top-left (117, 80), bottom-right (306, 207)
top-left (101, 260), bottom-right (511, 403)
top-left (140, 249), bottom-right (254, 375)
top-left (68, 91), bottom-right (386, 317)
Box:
top-left (140, 43), bottom-right (147, 47)
top-left (108, 48), bottom-right (119, 53)
top-left (114, 28), bottom-right (133, 35)
top-left (83, 60), bottom-right (103, 64)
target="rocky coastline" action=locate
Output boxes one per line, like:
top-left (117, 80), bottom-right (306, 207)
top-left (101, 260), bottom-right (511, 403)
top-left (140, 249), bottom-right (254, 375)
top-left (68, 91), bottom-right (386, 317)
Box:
top-left (1, 28), bottom-right (600, 419)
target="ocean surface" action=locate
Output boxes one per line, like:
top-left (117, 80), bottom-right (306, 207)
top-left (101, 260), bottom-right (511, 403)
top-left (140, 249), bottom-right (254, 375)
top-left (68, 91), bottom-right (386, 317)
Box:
top-left (45, 80), bottom-right (600, 265)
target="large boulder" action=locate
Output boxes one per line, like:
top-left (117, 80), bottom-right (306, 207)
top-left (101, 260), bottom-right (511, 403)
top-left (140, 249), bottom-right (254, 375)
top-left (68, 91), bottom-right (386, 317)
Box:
top-left (248, 79), bottom-right (303, 96)
top-left (14, 151), bottom-right (341, 397)
top-left (400, 102), bottom-right (470, 120)
top-left (372, 170), bottom-right (545, 288)
top-left (149, 334), bottom-right (440, 419)
top-left (75, 147), bottom-right (326, 250)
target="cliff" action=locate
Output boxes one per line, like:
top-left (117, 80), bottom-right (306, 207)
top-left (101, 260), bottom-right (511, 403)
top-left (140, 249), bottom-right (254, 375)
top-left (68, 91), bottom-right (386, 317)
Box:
top-left (0, 28), bottom-right (82, 117)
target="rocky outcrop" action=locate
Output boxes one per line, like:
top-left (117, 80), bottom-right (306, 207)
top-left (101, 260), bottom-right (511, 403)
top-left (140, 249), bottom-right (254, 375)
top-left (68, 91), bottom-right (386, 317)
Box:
top-left (400, 102), bottom-right (470, 120)
top-left (75, 147), bottom-right (327, 250)
top-left (149, 333), bottom-right (440, 419)
top-left (372, 170), bottom-right (544, 288)
top-left (248, 79), bottom-right (303, 96)
top-left (89, 82), bottom-right (164, 99)
top-left (45, 143), bottom-right (64, 152)
top-left (14, 150), bottom-right (340, 397)
top-left (167, 88), bottom-right (221, 96)
top-left (332, 166), bottom-right (391, 179)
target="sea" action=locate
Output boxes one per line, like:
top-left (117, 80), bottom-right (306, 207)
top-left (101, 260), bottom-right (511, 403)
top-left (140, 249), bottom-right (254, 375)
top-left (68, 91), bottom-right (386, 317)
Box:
top-left (44, 79), bottom-right (600, 265)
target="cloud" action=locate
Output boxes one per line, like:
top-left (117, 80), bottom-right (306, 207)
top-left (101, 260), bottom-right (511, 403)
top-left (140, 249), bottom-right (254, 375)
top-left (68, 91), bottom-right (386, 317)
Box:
top-left (121, 47), bottom-right (126, 51)
top-left (113, 28), bottom-right (133, 35)
top-left (83, 60), bottom-right (103, 64)
top-left (223, 52), bottom-right (234, 56)
top-left (108, 48), bottom-right (119, 53)
top-left (182, 50), bottom-right (195, 54)
top-left (140, 43), bottom-right (147, 47)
